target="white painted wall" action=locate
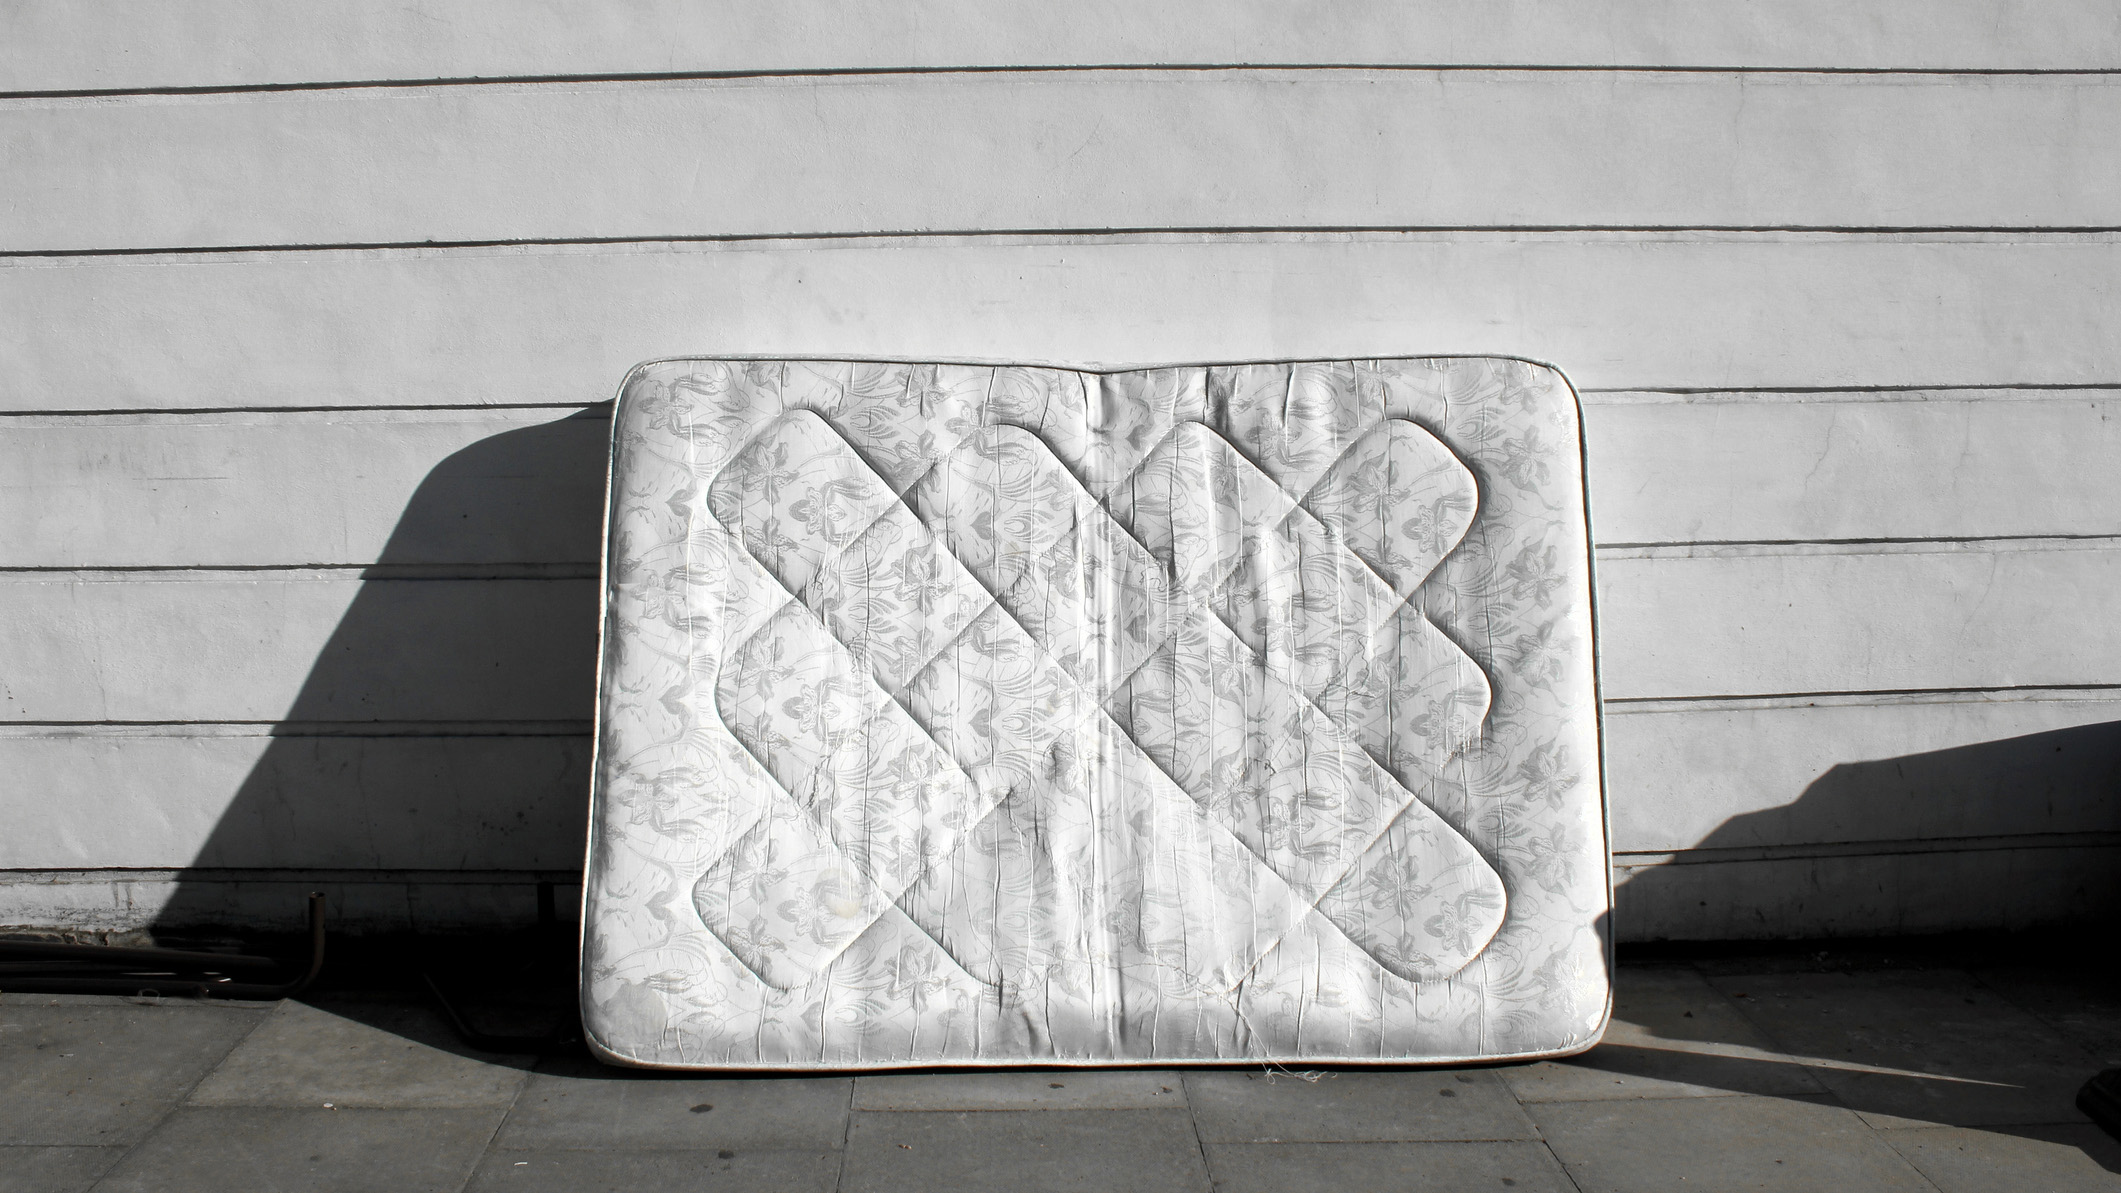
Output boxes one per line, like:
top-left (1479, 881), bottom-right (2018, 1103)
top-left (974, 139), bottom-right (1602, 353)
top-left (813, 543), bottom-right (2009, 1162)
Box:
top-left (4, 3), bottom-right (2116, 937)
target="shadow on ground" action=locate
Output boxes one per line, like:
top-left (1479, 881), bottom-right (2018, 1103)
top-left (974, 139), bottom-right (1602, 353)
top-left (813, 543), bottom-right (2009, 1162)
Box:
top-left (1551, 943), bottom-right (2121, 1171)
top-left (268, 940), bottom-right (2121, 1185)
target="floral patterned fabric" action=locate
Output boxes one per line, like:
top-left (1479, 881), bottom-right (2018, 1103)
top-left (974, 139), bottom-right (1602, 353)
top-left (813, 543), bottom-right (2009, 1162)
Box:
top-left (584, 357), bottom-right (1609, 1068)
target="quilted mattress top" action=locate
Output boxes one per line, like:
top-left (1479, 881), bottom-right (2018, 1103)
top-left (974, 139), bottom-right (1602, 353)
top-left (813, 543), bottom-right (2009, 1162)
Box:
top-left (583, 356), bottom-right (1609, 1068)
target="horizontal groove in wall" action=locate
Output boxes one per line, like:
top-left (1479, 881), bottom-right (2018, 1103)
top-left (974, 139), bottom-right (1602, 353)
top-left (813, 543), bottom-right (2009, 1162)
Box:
top-left (7, 228), bottom-right (2112, 263)
top-left (1601, 534), bottom-right (2121, 551)
top-left (6, 698), bottom-right (2108, 738)
top-left (0, 867), bottom-right (583, 884)
top-left (1599, 536), bottom-right (2121, 560)
top-left (14, 62), bottom-right (2121, 103)
top-left (6, 381), bottom-right (2115, 560)
top-left (0, 721), bottom-right (592, 739)
top-left (1605, 683), bottom-right (2121, 709)
top-left (24, 71), bottom-right (2112, 250)
top-left (1615, 831), bottom-right (2121, 867)
top-left (1604, 380), bottom-right (2121, 392)
top-left (1597, 525), bottom-right (2120, 705)
top-left (1, 386), bottom-right (2116, 415)
top-left (0, 564), bottom-right (600, 581)
top-left (1608, 685), bottom-right (2121, 715)
top-left (11, 238), bottom-right (2114, 408)
top-left (9, 533), bottom-right (2115, 578)
top-left (1580, 384), bottom-right (2121, 401)
top-left (1578, 388), bottom-right (2121, 405)
top-left (0, 402), bottom-right (612, 421)
top-left (12, 839), bottom-right (2111, 887)
top-left (8, 393), bottom-right (2118, 423)
top-left (13, 225), bottom-right (2121, 260)
top-left (10, 679), bottom-right (2119, 736)
top-left (10, 385), bottom-right (2118, 421)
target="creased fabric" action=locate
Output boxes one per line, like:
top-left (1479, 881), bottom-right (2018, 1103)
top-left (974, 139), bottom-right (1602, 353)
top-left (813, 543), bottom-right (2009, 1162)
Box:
top-left (584, 357), bottom-right (1608, 1068)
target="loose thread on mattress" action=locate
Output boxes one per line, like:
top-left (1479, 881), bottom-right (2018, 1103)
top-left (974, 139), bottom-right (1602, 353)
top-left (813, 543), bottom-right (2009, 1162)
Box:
top-left (1260, 1062), bottom-right (1330, 1084)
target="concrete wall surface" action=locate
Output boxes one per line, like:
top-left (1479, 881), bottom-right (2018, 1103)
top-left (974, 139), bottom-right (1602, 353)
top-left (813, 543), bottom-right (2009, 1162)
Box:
top-left (4, 2), bottom-right (2117, 940)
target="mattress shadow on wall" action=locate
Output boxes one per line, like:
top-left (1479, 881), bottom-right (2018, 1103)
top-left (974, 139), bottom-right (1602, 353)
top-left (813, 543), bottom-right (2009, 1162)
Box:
top-left (151, 408), bottom-right (613, 935)
top-left (1615, 719), bottom-right (2121, 940)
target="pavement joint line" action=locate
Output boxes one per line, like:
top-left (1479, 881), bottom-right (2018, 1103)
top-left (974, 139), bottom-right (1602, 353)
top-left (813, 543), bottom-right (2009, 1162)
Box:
top-left (458, 1046), bottom-right (527, 1193)
top-left (121, 997), bottom-right (274, 1182)
top-left (1543, 1135), bottom-right (1592, 1193)
top-left (12, 960), bottom-right (2118, 1186)
top-left (1179, 1071), bottom-right (1215, 1189)
top-left (832, 1072), bottom-right (856, 1193)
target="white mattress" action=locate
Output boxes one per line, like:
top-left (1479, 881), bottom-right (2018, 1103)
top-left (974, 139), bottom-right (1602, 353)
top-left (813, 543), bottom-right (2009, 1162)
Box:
top-left (582, 357), bottom-right (1609, 1068)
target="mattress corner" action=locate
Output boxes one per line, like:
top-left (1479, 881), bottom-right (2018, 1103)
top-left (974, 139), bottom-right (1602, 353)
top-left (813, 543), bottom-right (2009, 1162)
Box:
top-left (609, 357), bottom-right (688, 414)
top-left (1511, 356), bottom-right (1585, 419)
top-left (574, 1002), bottom-right (658, 1070)
top-left (1493, 1008), bottom-right (1615, 1067)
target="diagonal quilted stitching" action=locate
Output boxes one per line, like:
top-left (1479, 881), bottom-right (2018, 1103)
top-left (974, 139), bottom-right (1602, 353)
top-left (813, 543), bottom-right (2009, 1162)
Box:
top-left (1299, 420), bottom-right (1496, 789)
top-left (705, 412), bottom-right (999, 988)
top-left (706, 411), bottom-right (1308, 996)
top-left (895, 426), bottom-right (1308, 997)
top-left (1102, 421), bottom-right (1508, 981)
top-left (908, 425), bottom-right (1186, 701)
top-left (695, 396), bottom-right (1511, 994)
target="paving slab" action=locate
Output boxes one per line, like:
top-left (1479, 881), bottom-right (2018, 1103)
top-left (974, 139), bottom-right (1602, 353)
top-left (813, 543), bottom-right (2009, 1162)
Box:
top-left (1531, 1095), bottom-right (1935, 1192)
top-left (464, 1149), bottom-right (841, 1192)
top-left (1203, 1141), bottom-right (1576, 1193)
top-left (841, 1109), bottom-right (1209, 1193)
top-left (187, 997), bottom-right (531, 1109)
top-left (0, 1001), bottom-right (263, 1145)
top-left (1503, 964), bottom-right (1829, 1102)
top-left (1974, 965), bottom-right (2121, 1068)
top-left (1880, 1124), bottom-right (2121, 1192)
top-left (0, 1145), bottom-right (124, 1193)
top-left (92, 1106), bottom-right (503, 1193)
top-left (853, 1070), bottom-right (1185, 1111)
top-left (1686, 948), bottom-right (1923, 979)
top-left (1711, 968), bottom-right (2098, 1126)
top-left (0, 994), bottom-right (274, 1009)
top-left (1186, 1068), bottom-right (1537, 1143)
top-left (495, 1058), bottom-right (849, 1151)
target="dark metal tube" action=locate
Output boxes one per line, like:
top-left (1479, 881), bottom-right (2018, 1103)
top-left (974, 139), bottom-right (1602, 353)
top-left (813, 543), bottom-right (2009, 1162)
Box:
top-left (0, 892), bottom-right (325, 1001)
top-left (0, 939), bottom-right (278, 971)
